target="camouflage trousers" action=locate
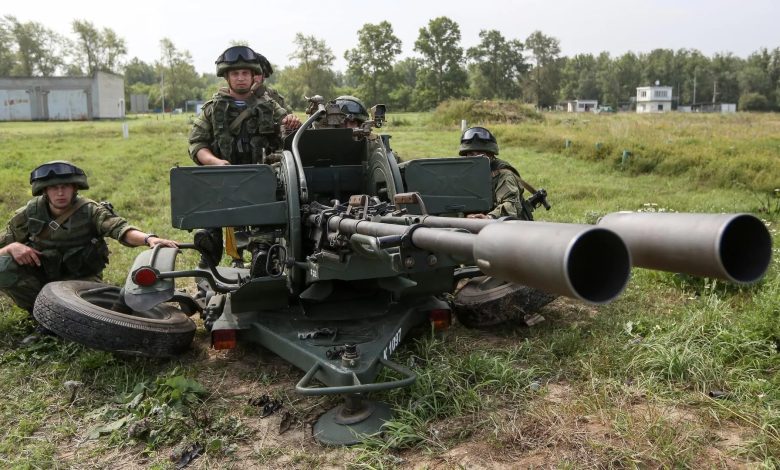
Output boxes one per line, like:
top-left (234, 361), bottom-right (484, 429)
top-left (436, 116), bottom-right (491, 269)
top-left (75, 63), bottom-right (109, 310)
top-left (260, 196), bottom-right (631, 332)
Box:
top-left (0, 254), bottom-right (101, 313)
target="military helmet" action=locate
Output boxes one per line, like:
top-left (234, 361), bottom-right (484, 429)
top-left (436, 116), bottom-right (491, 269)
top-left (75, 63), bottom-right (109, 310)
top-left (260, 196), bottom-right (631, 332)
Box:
top-left (334, 96), bottom-right (369, 123)
top-left (215, 45), bottom-right (263, 77)
top-left (30, 160), bottom-right (89, 196)
top-left (458, 126), bottom-right (499, 156)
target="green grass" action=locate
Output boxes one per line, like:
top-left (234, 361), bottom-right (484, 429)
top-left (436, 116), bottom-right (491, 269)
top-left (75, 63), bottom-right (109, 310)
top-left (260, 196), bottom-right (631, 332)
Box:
top-left (0, 111), bottom-right (778, 467)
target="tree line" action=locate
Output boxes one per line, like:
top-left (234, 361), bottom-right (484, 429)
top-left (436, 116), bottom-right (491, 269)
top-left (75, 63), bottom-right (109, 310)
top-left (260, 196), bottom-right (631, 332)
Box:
top-left (2, 15), bottom-right (779, 112)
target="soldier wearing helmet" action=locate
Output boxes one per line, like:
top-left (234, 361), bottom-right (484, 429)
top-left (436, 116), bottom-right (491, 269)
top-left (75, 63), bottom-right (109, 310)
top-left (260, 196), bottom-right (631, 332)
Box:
top-left (251, 55), bottom-right (287, 109)
top-left (0, 161), bottom-right (178, 316)
top-left (334, 96), bottom-right (369, 128)
top-left (459, 127), bottom-right (533, 220)
top-left (189, 46), bottom-right (302, 273)
top-left (308, 95), bottom-right (371, 130)
top-left (189, 45), bottom-right (300, 167)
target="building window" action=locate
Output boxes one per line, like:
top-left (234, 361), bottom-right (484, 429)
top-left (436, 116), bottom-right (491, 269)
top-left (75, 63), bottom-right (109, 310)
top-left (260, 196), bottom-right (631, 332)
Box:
top-left (640, 91), bottom-right (647, 98)
top-left (657, 104), bottom-right (664, 111)
top-left (654, 90), bottom-right (668, 98)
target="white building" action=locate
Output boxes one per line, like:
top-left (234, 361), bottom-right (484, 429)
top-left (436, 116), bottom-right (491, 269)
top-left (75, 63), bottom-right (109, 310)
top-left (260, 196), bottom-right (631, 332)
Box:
top-left (567, 99), bottom-right (598, 113)
top-left (636, 85), bottom-right (673, 113)
top-left (678, 103), bottom-right (737, 114)
top-left (0, 71), bottom-right (125, 121)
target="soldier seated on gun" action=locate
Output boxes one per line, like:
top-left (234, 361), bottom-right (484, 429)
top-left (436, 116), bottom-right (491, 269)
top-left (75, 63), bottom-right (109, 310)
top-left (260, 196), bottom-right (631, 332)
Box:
top-left (251, 54), bottom-right (287, 109)
top-left (459, 126), bottom-right (536, 221)
top-left (334, 96), bottom-right (369, 129)
top-left (0, 161), bottom-right (178, 339)
top-left (188, 45), bottom-right (301, 275)
top-left (307, 95), bottom-right (372, 130)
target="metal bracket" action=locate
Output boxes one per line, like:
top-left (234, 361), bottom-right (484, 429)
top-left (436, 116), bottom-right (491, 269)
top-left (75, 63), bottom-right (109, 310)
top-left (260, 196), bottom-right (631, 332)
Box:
top-left (295, 358), bottom-right (417, 396)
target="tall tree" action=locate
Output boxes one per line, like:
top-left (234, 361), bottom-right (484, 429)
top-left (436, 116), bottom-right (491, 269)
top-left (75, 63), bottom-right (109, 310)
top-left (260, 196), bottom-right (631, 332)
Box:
top-left (390, 57), bottom-right (422, 110)
top-left (344, 21), bottom-right (401, 105)
top-left (709, 52), bottom-right (743, 104)
top-left (524, 30), bottom-right (562, 107)
top-left (413, 16), bottom-right (467, 108)
top-left (71, 20), bottom-right (127, 75)
top-left (559, 53), bottom-right (599, 101)
top-left (0, 18), bottom-right (17, 76)
top-left (613, 52), bottom-right (642, 107)
top-left (158, 38), bottom-right (200, 110)
top-left (277, 33), bottom-right (336, 109)
top-left (3, 15), bottom-right (66, 76)
top-left (738, 48), bottom-right (780, 109)
top-left (123, 57), bottom-right (157, 85)
top-left (466, 29), bottom-right (527, 99)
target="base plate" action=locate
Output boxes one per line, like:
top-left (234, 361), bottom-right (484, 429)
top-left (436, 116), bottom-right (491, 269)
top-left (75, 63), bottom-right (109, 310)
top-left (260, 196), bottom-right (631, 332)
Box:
top-left (313, 400), bottom-right (393, 445)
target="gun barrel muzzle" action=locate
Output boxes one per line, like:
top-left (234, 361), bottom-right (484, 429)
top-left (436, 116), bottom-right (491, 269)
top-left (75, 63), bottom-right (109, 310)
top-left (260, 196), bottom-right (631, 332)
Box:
top-left (473, 222), bottom-right (632, 304)
top-left (598, 212), bottom-right (772, 284)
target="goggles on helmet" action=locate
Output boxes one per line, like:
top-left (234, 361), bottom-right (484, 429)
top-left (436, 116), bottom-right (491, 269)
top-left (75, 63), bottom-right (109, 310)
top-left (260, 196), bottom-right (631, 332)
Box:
top-left (216, 46), bottom-right (260, 64)
top-left (335, 100), bottom-right (366, 116)
top-left (461, 127), bottom-right (496, 143)
top-left (30, 162), bottom-right (85, 183)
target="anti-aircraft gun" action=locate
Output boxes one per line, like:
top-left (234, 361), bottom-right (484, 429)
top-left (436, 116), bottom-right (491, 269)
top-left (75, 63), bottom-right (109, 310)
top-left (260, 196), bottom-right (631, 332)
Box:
top-left (34, 100), bottom-right (773, 445)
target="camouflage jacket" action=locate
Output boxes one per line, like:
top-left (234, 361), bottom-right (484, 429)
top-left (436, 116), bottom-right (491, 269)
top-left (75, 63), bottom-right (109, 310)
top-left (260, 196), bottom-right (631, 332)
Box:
top-left (253, 84), bottom-right (287, 110)
top-left (188, 90), bottom-right (288, 165)
top-left (0, 196), bottom-right (138, 278)
top-left (488, 158), bottom-right (531, 220)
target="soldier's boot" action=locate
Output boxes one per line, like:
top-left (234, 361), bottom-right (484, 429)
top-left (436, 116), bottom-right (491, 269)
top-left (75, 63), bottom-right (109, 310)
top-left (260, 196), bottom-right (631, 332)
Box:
top-left (230, 248), bottom-right (245, 269)
top-left (194, 229), bottom-right (223, 268)
top-left (249, 243), bottom-right (270, 278)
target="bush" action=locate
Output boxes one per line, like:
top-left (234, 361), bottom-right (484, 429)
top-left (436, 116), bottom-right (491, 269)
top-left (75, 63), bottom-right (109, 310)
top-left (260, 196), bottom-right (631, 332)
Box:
top-left (429, 99), bottom-right (543, 127)
top-left (739, 92), bottom-right (770, 111)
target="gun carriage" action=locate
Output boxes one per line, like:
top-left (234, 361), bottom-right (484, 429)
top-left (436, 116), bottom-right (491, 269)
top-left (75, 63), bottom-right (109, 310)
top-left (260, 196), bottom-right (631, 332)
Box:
top-left (34, 101), bottom-right (773, 445)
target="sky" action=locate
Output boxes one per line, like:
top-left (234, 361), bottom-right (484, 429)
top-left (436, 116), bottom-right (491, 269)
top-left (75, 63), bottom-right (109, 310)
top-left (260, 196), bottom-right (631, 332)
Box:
top-left (5, 0), bottom-right (779, 75)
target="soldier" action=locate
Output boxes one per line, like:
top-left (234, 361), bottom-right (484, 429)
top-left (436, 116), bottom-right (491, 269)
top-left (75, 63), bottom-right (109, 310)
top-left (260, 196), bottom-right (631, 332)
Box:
top-left (0, 161), bottom-right (178, 319)
top-left (188, 45), bottom-right (300, 272)
top-left (189, 45), bottom-right (300, 167)
top-left (334, 95), bottom-right (369, 128)
top-left (458, 126), bottom-right (534, 221)
top-left (251, 54), bottom-right (287, 109)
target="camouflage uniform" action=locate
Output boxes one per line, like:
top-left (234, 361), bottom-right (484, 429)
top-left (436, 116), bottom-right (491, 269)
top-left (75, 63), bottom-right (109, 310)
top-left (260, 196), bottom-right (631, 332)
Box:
top-left (254, 85), bottom-right (287, 109)
top-left (188, 89), bottom-right (288, 165)
top-left (488, 158), bottom-right (531, 220)
top-left (0, 196), bottom-right (138, 311)
top-left (458, 127), bottom-right (533, 221)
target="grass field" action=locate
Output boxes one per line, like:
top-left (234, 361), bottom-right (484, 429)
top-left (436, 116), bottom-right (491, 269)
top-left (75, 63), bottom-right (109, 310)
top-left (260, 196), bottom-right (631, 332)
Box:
top-left (0, 111), bottom-right (778, 468)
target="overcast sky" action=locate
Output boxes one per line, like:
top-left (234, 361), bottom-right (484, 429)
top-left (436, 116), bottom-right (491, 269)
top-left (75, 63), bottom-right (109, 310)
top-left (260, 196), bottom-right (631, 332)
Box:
top-left (5, 0), bottom-right (779, 74)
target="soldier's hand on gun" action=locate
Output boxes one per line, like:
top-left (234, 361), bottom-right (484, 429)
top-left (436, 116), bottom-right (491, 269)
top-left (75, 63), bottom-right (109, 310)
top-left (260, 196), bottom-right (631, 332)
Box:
top-left (146, 237), bottom-right (179, 249)
top-left (467, 213), bottom-right (490, 219)
top-left (5, 242), bottom-right (42, 266)
top-left (282, 114), bottom-right (302, 131)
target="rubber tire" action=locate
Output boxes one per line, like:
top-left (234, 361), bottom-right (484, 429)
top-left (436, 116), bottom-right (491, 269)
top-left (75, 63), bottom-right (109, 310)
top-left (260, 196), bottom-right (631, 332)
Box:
top-left (452, 276), bottom-right (557, 328)
top-left (33, 281), bottom-right (196, 357)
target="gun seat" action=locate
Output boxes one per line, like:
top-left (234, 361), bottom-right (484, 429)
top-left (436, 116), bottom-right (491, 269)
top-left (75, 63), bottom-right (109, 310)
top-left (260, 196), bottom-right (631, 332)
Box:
top-left (296, 128), bottom-right (368, 202)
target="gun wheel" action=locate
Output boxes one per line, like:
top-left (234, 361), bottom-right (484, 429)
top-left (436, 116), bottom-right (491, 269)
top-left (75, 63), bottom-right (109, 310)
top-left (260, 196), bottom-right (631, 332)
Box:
top-left (451, 276), bottom-right (556, 328)
top-left (33, 281), bottom-right (195, 357)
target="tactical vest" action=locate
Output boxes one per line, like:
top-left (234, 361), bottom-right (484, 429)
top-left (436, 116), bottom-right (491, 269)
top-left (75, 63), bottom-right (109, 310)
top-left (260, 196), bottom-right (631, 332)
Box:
top-left (24, 196), bottom-right (110, 279)
top-left (211, 97), bottom-right (280, 165)
top-left (490, 158), bottom-right (534, 221)
top-left (490, 158), bottom-right (521, 177)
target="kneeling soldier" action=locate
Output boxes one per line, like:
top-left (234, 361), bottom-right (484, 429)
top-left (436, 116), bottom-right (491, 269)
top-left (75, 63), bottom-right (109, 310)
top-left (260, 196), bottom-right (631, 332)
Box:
top-left (0, 161), bottom-right (178, 316)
